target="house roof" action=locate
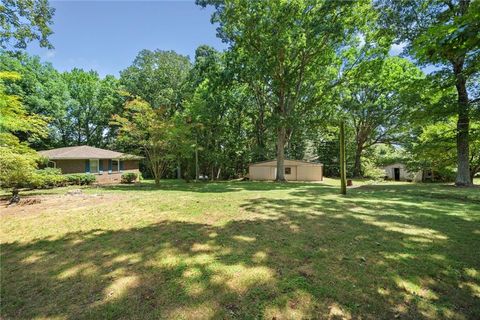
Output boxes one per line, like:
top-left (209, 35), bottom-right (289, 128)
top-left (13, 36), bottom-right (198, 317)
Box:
top-left (249, 159), bottom-right (323, 167)
top-left (38, 146), bottom-right (143, 160)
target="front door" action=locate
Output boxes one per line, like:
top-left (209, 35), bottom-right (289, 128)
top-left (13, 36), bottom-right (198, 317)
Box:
top-left (394, 168), bottom-right (400, 181)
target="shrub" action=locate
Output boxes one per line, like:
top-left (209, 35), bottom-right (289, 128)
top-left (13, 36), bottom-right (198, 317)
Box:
top-left (30, 168), bottom-right (67, 188)
top-left (65, 173), bottom-right (96, 185)
top-left (121, 172), bottom-right (138, 184)
top-left (362, 162), bottom-right (385, 181)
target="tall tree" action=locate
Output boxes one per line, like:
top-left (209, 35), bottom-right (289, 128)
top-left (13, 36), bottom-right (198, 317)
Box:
top-left (120, 49), bottom-right (191, 113)
top-left (199, 0), bottom-right (378, 181)
top-left (185, 45), bottom-right (257, 179)
top-left (377, 0), bottom-right (480, 186)
top-left (63, 69), bottom-right (123, 147)
top-left (409, 117), bottom-right (480, 181)
top-left (0, 52), bottom-right (71, 148)
top-left (0, 0), bottom-right (55, 50)
top-left (341, 56), bottom-right (424, 177)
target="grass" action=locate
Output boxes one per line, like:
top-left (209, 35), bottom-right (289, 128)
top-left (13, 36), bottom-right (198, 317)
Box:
top-left (1, 179), bottom-right (479, 319)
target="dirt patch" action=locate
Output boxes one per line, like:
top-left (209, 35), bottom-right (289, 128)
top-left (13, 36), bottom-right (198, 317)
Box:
top-left (0, 192), bottom-right (128, 216)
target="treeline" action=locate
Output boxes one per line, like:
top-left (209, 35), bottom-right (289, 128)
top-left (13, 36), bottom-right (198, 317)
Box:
top-left (1, 0), bottom-right (479, 185)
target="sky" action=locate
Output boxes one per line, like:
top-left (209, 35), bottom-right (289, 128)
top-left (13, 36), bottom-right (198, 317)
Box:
top-left (27, 1), bottom-right (227, 77)
top-left (25, 1), bottom-right (437, 77)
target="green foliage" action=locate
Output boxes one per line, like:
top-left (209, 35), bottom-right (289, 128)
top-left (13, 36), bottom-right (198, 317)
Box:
top-left (0, 0), bottom-right (55, 50)
top-left (362, 161), bottom-right (385, 181)
top-left (112, 98), bottom-right (194, 184)
top-left (0, 71), bottom-right (47, 194)
top-left (198, 0), bottom-right (380, 180)
top-left (64, 173), bottom-right (96, 186)
top-left (340, 56), bottom-right (425, 176)
top-left (30, 168), bottom-right (67, 188)
top-left (184, 46), bottom-right (261, 179)
top-left (120, 50), bottom-right (191, 112)
top-left (407, 117), bottom-right (480, 180)
top-left (121, 172), bottom-right (138, 184)
top-left (0, 52), bottom-right (71, 148)
top-left (0, 53), bottom-right (124, 149)
top-left (63, 69), bottom-right (124, 147)
top-left (0, 70), bottom-right (48, 138)
top-left (377, 0), bottom-right (480, 185)
top-left (0, 143), bottom-right (39, 190)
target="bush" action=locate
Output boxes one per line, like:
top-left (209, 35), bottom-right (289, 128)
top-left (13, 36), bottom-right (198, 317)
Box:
top-left (362, 162), bottom-right (385, 181)
top-left (121, 172), bottom-right (138, 184)
top-left (64, 173), bottom-right (96, 185)
top-left (30, 168), bottom-right (67, 188)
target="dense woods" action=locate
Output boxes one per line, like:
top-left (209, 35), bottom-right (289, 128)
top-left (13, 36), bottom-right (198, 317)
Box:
top-left (1, 0), bottom-right (479, 186)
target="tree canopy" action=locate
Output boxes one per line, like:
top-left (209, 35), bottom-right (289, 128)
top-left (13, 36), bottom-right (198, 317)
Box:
top-left (0, 0), bottom-right (478, 186)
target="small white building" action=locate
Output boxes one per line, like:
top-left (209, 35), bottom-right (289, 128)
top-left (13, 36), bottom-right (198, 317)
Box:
top-left (249, 160), bottom-right (323, 181)
top-left (383, 163), bottom-right (422, 182)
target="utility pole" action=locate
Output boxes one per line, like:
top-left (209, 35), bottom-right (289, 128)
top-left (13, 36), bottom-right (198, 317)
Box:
top-left (339, 120), bottom-right (347, 195)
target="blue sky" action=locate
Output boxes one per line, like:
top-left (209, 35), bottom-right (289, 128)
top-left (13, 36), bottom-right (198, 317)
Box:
top-left (25, 1), bottom-right (437, 77)
top-left (27, 1), bottom-right (226, 77)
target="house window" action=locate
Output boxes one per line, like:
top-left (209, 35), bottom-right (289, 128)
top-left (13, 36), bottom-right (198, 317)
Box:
top-left (285, 167), bottom-right (291, 174)
top-left (112, 160), bottom-right (119, 172)
top-left (90, 159), bottom-right (99, 173)
top-left (47, 161), bottom-right (56, 168)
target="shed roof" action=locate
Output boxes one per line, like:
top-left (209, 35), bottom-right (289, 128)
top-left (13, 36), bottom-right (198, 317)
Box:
top-left (38, 146), bottom-right (143, 160)
top-left (250, 159), bottom-right (323, 167)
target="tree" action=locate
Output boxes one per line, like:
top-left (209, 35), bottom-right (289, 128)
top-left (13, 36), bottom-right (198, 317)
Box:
top-left (0, 71), bottom-right (47, 202)
top-left (120, 50), bottom-right (191, 113)
top-left (0, 51), bottom-right (71, 148)
top-left (63, 69), bottom-right (123, 147)
top-left (409, 117), bottom-right (480, 182)
top-left (339, 120), bottom-right (347, 195)
top-left (377, 0), bottom-right (480, 186)
top-left (185, 46), bottom-right (258, 179)
top-left (199, 0), bottom-right (378, 181)
top-left (112, 98), bottom-right (193, 185)
top-left (0, 0), bottom-right (55, 50)
top-left (341, 56), bottom-right (424, 177)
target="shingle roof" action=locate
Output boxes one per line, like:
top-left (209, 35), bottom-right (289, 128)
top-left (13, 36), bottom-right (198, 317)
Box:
top-left (38, 146), bottom-right (143, 160)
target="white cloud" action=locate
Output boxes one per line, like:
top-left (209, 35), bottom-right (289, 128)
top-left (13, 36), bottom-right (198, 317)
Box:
top-left (45, 50), bottom-right (56, 59)
top-left (389, 42), bottom-right (406, 56)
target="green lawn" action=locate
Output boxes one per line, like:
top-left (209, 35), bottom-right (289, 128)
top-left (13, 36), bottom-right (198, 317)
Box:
top-left (1, 179), bottom-right (479, 319)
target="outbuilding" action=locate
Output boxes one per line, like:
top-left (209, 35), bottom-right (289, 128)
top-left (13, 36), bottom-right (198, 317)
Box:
top-left (383, 163), bottom-right (422, 182)
top-left (248, 160), bottom-right (323, 181)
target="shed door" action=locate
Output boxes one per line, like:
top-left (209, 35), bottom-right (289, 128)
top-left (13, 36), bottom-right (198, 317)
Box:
top-left (394, 168), bottom-right (400, 181)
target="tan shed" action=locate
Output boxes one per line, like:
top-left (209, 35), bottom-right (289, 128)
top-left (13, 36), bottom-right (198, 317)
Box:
top-left (248, 160), bottom-right (323, 181)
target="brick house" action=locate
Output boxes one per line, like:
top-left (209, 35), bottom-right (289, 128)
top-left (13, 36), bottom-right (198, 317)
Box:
top-left (38, 146), bottom-right (143, 184)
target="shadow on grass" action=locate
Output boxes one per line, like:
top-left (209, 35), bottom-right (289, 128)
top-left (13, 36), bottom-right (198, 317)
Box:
top-left (96, 179), bottom-right (336, 194)
top-left (1, 183), bottom-right (480, 319)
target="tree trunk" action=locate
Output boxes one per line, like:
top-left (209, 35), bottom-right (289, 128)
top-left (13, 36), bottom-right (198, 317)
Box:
top-left (339, 121), bottom-right (347, 195)
top-left (353, 143), bottom-right (363, 178)
top-left (276, 126), bottom-right (287, 181)
top-left (453, 61), bottom-right (471, 186)
top-left (154, 164), bottom-right (160, 185)
top-left (177, 160), bottom-right (181, 179)
top-left (9, 188), bottom-right (20, 205)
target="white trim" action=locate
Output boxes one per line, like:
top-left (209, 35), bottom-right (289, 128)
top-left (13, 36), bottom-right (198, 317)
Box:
top-left (47, 160), bottom-right (56, 168)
